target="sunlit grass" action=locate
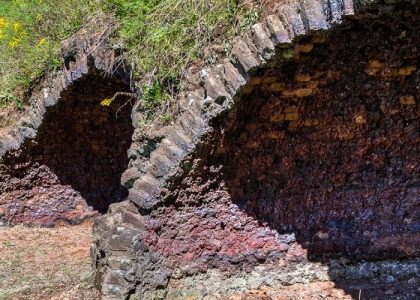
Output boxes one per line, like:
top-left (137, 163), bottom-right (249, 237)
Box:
top-left (104, 0), bottom-right (259, 106)
top-left (0, 0), bottom-right (259, 111)
top-left (0, 0), bottom-right (98, 107)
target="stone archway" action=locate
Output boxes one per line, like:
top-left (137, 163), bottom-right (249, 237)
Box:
top-left (219, 6), bottom-right (419, 260)
top-left (0, 70), bottom-right (134, 225)
top-left (93, 1), bottom-right (419, 299)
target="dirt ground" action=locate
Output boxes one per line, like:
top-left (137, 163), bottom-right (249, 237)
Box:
top-left (0, 221), bottom-right (98, 300)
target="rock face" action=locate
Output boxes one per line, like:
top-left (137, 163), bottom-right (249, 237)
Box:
top-left (0, 18), bottom-right (134, 225)
top-left (93, 1), bottom-right (419, 299)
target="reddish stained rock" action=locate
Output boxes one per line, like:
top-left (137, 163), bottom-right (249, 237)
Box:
top-left (141, 198), bottom-right (291, 269)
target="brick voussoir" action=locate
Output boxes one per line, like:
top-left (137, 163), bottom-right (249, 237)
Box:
top-left (343, 0), bottom-right (355, 15)
top-left (300, 0), bottom-right (330, 31)
top-left (231, 38), bottom-right (260, 73)
top-left (276, 3), bottom-right (307, 38)
top-left (265, 14), bottom-right (292, 45)
top-left (250, 23), bottom-right (275, 56)
top-left (128, 188), bottom-right (156, 210)
top-left (147, 152), bottom-right (175, 178)
top-left (159, 139), bottom-right (185, 161)
top-left (323, 0), bottom-right (345, 23)
top-left (214, 62), bottom-right (247, 96)
top-left (200, 68), bottom-right (231, 101)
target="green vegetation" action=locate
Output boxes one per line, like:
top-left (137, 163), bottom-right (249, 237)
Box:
top-left (0, 0), bottom-right (98, 107)
top-left (103, 0), bottom-right (259, 104)
top-left (0, 0), bottom-right (259, 110)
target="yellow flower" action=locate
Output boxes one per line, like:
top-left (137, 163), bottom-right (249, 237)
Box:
top-left (8, 37), bottom-right (21, 49)
top-left (13, 22), bottom-right (21, 32)
top-left (37, 38), bottom-right (46, 46)
top-left (0, 17), bottom-right (8, 28)
top-left (100, 98), bottom-right (113, 107)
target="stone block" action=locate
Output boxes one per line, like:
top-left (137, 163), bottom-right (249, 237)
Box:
top-left (276, 3), bottom-right (306, 38)
top-left (265, 14), bottom-right (291, 45)
top-left (294, 43), bottom-right (314, 54)
top-left (231, 38), bottom-right (260, 73)
top-left (270, 113), bottom-right (285, 123)
top-left (399, 66), bottom-right (416, 76)
top-left (250, 23), bottom-right (275, 58)
top-left (301, 0), bottom-right (329, 31)
top-left (400, 96), bottom-right (415, 105)
top-left (285, 112), bottom-right (300, 121)
top-left (295, 88), bottom-right (314, 97)
top-left (269, 83), bottom-right (285, 92)
top-left (295, 73), bottom-right (312, 82)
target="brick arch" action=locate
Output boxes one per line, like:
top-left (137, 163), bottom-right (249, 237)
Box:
top-left (94, 1), bottom-right (419, 299)
top-left (0, 20), bottom-right (135, 225)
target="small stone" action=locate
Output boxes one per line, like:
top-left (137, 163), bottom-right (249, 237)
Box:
top-left (171, 268), bottom-right (183, 279)
top-left (385, 289), bottom-right (396, 295)
top-left (408, 277), bottom-right (417, 284)
top-left (355, 115), bottom-right (367, 124)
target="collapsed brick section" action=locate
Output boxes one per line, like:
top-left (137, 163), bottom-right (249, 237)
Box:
top-left (0, 73), bottom-right (133, 225)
